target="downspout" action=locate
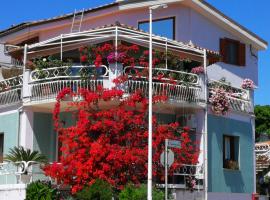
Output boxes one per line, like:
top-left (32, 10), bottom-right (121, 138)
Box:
top-left (203, 49), bottom-right (208, 200)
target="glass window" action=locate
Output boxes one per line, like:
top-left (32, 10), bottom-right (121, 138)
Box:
top-left (227, 41), bottom-right (239, 65)
top-left (138, 17), bottom-right (175, 39)
top-left (0, 134), bottom-right (3, 163)
top-left (223, 135), bottom-right (239, 170)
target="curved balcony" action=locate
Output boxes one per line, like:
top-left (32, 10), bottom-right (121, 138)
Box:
top-left (0, 76), bottom-right (22, 107)
top-left (29, 65), bottom-right (108, 101)
top-left (124, 66), bottom-right (202, 103)
top-left (208, 80), bottom-right (253, 113)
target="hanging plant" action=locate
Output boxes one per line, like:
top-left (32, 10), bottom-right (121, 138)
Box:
top-left (191, 66), bottom-right (204, 74)
top-left (241, 78), bottom-right (255, 90)
top-left (209, 88), bottom-right (230, 115)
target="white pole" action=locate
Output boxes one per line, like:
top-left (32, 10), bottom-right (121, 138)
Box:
top-left (203, 49), bottom-right (208, 200)
top-left (60, 34), bottom-right (63, 61)
top-left (147, 7), bottom-right (153, 200)
top-left (165, 139), bottom-right (168, 200)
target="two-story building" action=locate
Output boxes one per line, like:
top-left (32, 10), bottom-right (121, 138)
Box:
top-left (0, 0), bottom-right (267, 199)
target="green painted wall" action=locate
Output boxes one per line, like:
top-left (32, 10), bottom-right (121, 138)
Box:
top-left (208, 114), bottom-right (254, 193)
top-left (0, 111), bottom-right (19, 184)
top-left (33, 112), bottom-right (74, 162)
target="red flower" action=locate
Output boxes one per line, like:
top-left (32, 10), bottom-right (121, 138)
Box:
top-left (80, 55), bottom-right (88, 63)
top-left (94, 54), bottom-right (103, 67)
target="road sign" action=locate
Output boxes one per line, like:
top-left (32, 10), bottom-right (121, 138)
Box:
top-left (168, 139), bottom-right (181, 148)
top-left (160, 149), bottom-right (174, 168)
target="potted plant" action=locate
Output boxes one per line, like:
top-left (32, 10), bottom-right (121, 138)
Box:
top-left (5, 146), bottom-right (47, 184)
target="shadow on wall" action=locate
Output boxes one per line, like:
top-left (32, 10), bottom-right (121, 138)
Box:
top-left (223, 170), bottom-right (245, 193)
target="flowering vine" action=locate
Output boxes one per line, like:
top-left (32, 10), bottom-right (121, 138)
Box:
top-left (44, 87), bottom-right (199, 194)
top-left (241, 78), bottom-right (255, 90)
top-left (209, 88), bottom-right (230, 115)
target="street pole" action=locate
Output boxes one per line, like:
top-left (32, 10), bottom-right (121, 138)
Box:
top-left (165, 139), bottom-right (168, 200)
top-left (147, 4), bottom-right (168, 200)
top-left (147, 6), bottom-right (153, 200)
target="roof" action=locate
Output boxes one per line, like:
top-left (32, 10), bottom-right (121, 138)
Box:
top-left (0, 2), bottom-right (118, 37)
top-left (25, 23), bottom-right (219, 57)
top-left (0, 0), bottom-right (267, 49)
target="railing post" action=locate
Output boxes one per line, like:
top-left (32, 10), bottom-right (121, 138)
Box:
top-left (248, 89), bottom-right (254, 112)
top-left (22, 69), bottom-right (31, 102)
top-left (198, 74), bottom-right (206, 102)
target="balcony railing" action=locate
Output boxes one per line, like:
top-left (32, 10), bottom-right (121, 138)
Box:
top-left (29, 65), bottom-right (108, 101)
top-left (124, 66), bottom-right (202, 103)
top-left (0, 75), bottom-right (23, 107)
top-left (208, 80), bottom-right (252, 113)
top-left (0, 65), bottom-right (253, 113)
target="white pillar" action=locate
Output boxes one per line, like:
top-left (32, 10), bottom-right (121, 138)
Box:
top-left (22, 69), bottom-right (31, 100)
top-left (19, 108), bottom-right (34, 150)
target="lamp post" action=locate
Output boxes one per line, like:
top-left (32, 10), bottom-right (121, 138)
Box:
top-left (147, 4), bottom-right (168, 200)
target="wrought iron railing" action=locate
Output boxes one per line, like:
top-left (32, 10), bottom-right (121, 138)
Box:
top-left (30, 79), bottom-right (104, 101)
top-left (0, 75), bottom-right (23, 107)
top-left (30, 65), bottom-right (109, 82)
top-left (124, 66), bottom-right (199, 85)
top-left (208, 80), bottom-right (252, 113)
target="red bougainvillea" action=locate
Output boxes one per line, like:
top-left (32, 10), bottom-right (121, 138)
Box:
top-left (44, 87), bottom-right (199, 194)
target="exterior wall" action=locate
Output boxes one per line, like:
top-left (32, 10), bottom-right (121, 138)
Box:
top-left (208, 114), bottom-right (254, 194)
top-left (0, 184), bottom-right (26, 200)
top-left (0, 3), bottom-right (259, 88)
top-left (0, 110), bottom-right (19, 184)
top-left (33, 113), bottom-right (55, 162)
top-left (33, 112), bottom-right (75, 162)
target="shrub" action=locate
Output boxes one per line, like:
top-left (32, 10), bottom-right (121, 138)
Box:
top-left (26, 181), bottom-right (57, 200)
top-left (75, 179), bottom-right (113, 200)
top-left (119, 184), bottom-right (165, 200)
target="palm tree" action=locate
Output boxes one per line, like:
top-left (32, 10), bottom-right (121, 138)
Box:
top-left (5, 146), bottom-right (47, 174)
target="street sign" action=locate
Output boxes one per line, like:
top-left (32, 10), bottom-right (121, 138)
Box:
top-left (160, 149), bottom-right (174, 167)
top-left (167, 139), bottom-right (181, 148)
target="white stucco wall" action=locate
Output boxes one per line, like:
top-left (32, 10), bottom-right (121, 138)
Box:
top-left (0, 3), bottom-right (259, 88)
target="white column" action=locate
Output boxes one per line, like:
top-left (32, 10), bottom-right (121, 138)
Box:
top-left (19, 108), bottom-right (34, 150)
top-left (22, 69), bottom-right (31, 100)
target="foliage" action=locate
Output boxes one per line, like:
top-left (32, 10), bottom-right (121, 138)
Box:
top-left (191, 66), bottom-right (204, 74)
top-left (119, 184), bottom-right (164, 200)
top-left (33, 56), bottom-right (72, 70)
top-left (44, 87), bottom-right (199, 194)
top-left (78, 43), bottom-right (200, 72)
top-left (209, 88), bottom-right (230, 115)
top-left (241, 78), bottom-right (255, 90)
top-left (75, 179), bottom-right (113, 200)
top-left (255, 105), bottom-right (270, 138)
top-left (5, 146), bottom-right (47, 172)
top-left (26, 181), bottom-right (57, 200)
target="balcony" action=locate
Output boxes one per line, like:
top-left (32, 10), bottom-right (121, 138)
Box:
top-left (0, 76), bottom-right (22, 108)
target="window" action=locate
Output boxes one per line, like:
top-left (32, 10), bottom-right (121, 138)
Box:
top-left (220, 38), bottom-right (246, 66)
top-left (0, 134), bottom-right (4, 163)
top-left (138, 17), bottom-right (175, 40)
top-left (223, 135), bottom-right (239, 170)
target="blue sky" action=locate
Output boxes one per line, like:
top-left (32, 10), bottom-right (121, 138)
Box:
top-left (0, 0), bottom-right (269, 105)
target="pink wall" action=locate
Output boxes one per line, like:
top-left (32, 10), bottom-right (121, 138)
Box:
top-left (1, 3), bottom-right (259, 86)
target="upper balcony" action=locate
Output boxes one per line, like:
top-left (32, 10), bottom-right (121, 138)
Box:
top-left (0, 24), bottom-right (253, 114)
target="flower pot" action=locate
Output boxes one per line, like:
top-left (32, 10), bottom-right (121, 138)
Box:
top-left (17, 174), bottom-right (31, 184)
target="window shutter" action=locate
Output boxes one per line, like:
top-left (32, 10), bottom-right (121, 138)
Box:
top-left (238, 43), bottom-right (246, 66)
top-left (220, 38), bottom-right (227, 63)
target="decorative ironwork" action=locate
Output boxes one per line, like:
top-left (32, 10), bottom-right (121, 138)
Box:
top-left (30, 65), bottom-right (109, 82)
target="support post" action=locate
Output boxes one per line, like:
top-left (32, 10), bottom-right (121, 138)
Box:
top-left (147, 7), bottom-right (153, 200)
top-left (165, 139), bottom-right (168, 200)
top-left (60, 34), bottom-right (63, 61)
top-left (203, 49), bottom-right (208, 200)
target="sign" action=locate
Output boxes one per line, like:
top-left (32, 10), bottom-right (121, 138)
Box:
top-left (160, 149), bottom-right (174, 168)
top-left (168, 139), bottom-right (181, 149)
